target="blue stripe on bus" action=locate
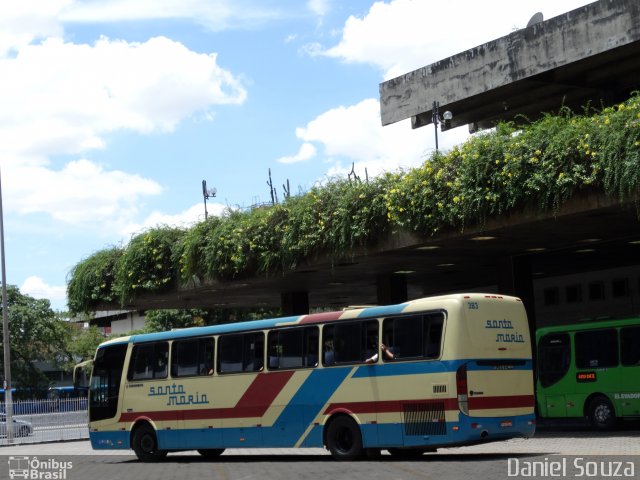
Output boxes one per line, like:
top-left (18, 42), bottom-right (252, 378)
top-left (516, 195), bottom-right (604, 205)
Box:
top-left (274, 367), bottom-right (352, 446)
top-left (129, 316), bottom-right (301, 343)
top-left (352, 359), bottom-right (532, 378)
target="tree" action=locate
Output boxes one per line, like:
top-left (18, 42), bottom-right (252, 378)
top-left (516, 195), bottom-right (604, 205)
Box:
top-left (0, 286), bottom-right (69, 394)
top-left (143, 309), bottom-right (207, 332)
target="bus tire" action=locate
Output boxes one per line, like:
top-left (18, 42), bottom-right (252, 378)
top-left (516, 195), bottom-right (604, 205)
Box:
top-left (132, 424), bottom-right (167, 462)
top-left (197, 449), bottom-right (225, 459)
top-left (326, 416), bottom-right (363, 461)
top-left (587, 395), bottom-right (616, 430)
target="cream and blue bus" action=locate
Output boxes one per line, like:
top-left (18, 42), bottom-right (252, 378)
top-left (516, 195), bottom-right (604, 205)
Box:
top-left (87, 293), bottom-right (535, 461)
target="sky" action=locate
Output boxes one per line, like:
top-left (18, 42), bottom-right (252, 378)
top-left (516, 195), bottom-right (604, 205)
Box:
top-left (1, 0), bottom-right (593, 311)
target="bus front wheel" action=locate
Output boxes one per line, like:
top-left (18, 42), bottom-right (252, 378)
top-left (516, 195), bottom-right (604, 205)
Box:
top-left (326, 416), bottom-right (363, 461)
top-left (132, 424), bottom-right (167, 462)
top-left (587, 396), bottom-right (616, 430)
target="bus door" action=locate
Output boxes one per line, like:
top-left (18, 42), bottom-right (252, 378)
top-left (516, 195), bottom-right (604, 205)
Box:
top-left (536, 333), bottom-right (571, 417)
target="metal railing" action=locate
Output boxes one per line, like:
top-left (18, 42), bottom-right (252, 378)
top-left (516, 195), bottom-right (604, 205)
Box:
top-left (0, 398), bottom-right (88, 446)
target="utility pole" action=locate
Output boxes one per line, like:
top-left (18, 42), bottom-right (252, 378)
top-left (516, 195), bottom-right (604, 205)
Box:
top-left (202, 180), bottom-right (217, 220)
top-left (0, 167), bottom-right (14, 442)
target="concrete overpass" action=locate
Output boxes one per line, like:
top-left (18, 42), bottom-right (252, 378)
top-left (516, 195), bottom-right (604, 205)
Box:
top-left (114, 0), bottom-right (640, 331)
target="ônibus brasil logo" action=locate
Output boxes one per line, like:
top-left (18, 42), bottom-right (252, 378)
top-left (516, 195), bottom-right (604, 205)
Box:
top-left (8, 456), bottom-right (73, 479)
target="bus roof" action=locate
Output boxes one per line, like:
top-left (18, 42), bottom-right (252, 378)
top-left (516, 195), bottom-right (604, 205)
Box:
top-left (536, 316), bottom-right (640, 339)
top-left (97, 293), bottom-right (521, 348)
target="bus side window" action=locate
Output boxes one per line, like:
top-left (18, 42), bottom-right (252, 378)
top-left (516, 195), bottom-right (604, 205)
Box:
top-left (218, 332), bottom-right (264, 374)
top-left (621, 326), bottom-right (640, 366)
top-left (382, 312), bottom-right (445, 361)
top-left (575, 329), bottom-right (618, 369)
top-left (129, 342), bottom-right (168, 380)
top-left (172, 337), bottom-right (215, 377)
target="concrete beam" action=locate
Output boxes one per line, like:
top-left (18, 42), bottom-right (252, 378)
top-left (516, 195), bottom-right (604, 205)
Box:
top-left (379, 0), bottom-right (640, 130)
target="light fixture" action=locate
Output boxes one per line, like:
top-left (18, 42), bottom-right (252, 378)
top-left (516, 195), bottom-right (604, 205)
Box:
top-left (442, 110), bottom-right (453, 131)
top-left (575, 249), bottom-right (596, 253)
top-left (394, 270), bottom-right (415, 275)
top-left (436, 263), bottom-right (455, 267)
top-left (416, 245), bottom-right (441, 251)
top-left (629, 240), bottom-right (640, 245)
top-left (579, 238), bottom-right (601, 243)
top-left (470, 236), bottom-right (496, 241)
top-left (526, 247), bottom-right (547, 252)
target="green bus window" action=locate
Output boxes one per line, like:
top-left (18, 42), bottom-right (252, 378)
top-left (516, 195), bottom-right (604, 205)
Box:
top-left (621, 326), bottom-right (640, 366)
top-left (575, 329), bottom-right (618, 369)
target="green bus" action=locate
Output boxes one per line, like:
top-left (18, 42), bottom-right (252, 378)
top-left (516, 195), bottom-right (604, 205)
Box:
top-left (536, 317), bottom-right (640, 429)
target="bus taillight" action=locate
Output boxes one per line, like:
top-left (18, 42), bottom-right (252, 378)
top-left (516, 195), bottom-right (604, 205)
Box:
top-left (456, 363), bottom-right (469, 415)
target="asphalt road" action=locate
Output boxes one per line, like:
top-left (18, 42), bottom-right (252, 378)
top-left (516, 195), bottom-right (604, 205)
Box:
top-left (1, 425), bottom-right (639, 480)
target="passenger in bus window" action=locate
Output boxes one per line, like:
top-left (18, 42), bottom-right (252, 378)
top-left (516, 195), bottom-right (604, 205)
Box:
top-left (364, 335), bottom-right (379, 363)
top-left (366, 341), bottom-right (395, 363)
top-left (381, 343), bottom-right (396, 360)
top-left (324, 339), bottom-right (335, 365)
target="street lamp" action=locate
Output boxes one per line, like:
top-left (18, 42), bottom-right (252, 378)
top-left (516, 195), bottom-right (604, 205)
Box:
top-left (431, 101), bottom-right (453, 152)
top-left (202, 180), bottom-right (217, 220)
top-left (0, 167), bottom-right (13, 442)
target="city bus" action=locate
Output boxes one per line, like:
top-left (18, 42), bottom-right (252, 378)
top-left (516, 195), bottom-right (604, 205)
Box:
top-left (87, 293), bottom-right (535, 461)
top-left (536, 317), bottom-right (640, 429)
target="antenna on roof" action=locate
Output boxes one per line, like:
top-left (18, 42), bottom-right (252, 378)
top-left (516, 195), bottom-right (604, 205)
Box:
top-left (526, 12), bottom-right (543, 28)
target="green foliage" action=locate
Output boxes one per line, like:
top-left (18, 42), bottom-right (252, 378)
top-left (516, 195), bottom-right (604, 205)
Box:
top-left (61, 325), bottom-right (105, 368)
top-left (142, 309), bottom-right (207, 332)
top-left (67, 247), bottom-right (122, 313)
top-left (0, 286), bottom-right (69, 392)
top-left (66, 93), bottom-right (640, 312)
top-left (115, 227), bottom-right (185, 304)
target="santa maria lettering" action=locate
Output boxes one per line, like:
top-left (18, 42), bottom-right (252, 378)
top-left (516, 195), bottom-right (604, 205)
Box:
top-left (485, 319), bottom-right (514, 329)
top-left (148, 384), bottom-right (210, 406)
top-left (485, 319), bottom-right (524, 343)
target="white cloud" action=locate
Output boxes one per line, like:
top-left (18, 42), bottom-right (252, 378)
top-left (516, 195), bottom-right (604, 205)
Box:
top-left (20, 276), bottom-right (67, 310)
top-left (0, 0), bottom-right (69, 57)
top-left (307, 0), bottom-right (330, 17)
top-left (284, 98), bottom-right (469, 178)
top-left (277, 142), bottom-right (317, 164)
top-left (120, 202), bottom-right (228, 239)
top-left (0, 36), bottom-right (246, 159)
top-left (59, 0), bottom-right (285, 32)
top-left (321, 0), bottom-right (593, 79)
top-left (6, 160), bottom-right (162, 226)
top-left (0, 35), bottom-right (247, 227)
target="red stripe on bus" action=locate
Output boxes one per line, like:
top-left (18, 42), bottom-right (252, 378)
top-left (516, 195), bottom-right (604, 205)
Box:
top-left (300, 311), bottom-right (344, 324)
top-left (468, 395), bottom-right (535, 410)
top-left (324, 398), bottom-right (459, 415)
top-left (119, 371), bottom-right (294, 423)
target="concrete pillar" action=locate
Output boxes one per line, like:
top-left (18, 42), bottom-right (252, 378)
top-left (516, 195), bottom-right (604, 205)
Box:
top-left (376, 274), bottom-right (408, 305)
top-left (280, 291), bottom-right (309, 316)
top-left (497, 255), bottom-right (537, 362)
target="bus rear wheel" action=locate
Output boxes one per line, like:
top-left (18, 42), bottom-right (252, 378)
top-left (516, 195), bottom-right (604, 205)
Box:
top-left (326, 416), bottom-right (363, 461)
top-left (588, 396), bottom-right (616, 430)
top-left (197, 449), bottom-right (225, 459)
top-left (132, 424), bottom-right (167, 462)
